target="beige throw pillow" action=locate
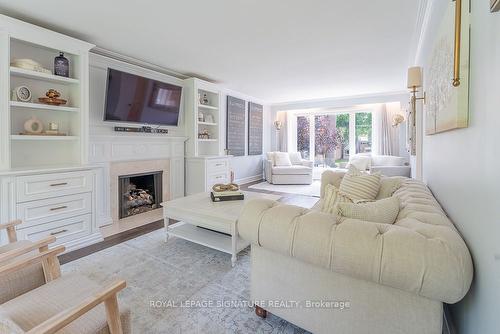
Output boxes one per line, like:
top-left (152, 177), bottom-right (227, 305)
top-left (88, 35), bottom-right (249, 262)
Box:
top-left (266, 152), bottom-right (276, 165)
top-left (348, 155), bottom-right (372, 171)
top-left (337, 197), bottom-right (400, 224)
top-left (321, 184), bottom-right (353, 214)
top-left (376, 176), bottom-right (404, 200)
top-left (274, 152), bottom-right (292, 166)
top-left (289, 152), bottom-right (302, 165)
top-left (339, 165), bottom-right (381, 201)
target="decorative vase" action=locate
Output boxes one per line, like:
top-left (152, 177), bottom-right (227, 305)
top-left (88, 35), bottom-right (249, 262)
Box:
top-left (24, 116), bottom-right (43, 134)
top-left (200, 93), bottom-right (209, 105)
top-left (54, 52), bottom-right (69, 77)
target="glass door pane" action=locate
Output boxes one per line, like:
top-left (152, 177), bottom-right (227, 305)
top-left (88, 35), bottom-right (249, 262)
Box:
top-left (335, 114), bottom-right (350, 163)
top-left (314, 115), bottom-right (344, 167)
top-left (355, 112), bottom-right (372, 153)
top-left (296, 116), bottom-right (310, 159)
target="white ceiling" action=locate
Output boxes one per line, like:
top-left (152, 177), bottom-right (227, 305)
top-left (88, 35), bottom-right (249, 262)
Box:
top-left (0, 0), bottom-right (420, 103)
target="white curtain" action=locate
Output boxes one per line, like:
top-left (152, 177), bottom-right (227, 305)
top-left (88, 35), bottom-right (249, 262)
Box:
top-left (373, 103), bottom-right (400, 156)
top-left (276, 111), bottom-right (288, 152)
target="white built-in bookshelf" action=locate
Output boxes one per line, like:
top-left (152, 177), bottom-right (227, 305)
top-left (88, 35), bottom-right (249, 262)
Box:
top-left (184, 78), bottom-right (222, 157)
top-left (0, 16), bottom-right (94, 170)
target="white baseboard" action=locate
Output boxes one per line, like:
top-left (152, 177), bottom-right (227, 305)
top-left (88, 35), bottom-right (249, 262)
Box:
top-left (235, 174), bottom-right (263, 185)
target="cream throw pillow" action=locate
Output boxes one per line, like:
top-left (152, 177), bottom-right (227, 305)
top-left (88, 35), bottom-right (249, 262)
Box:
top-left (321, 184), bottom-right (353, 214)
top-left (339, 165), bottom-right (381, 201)
top-left (376, 176), bottom-right (404, 200)
top-left (289, 152), bottom-right (302, 165)
top-left (274, 152), bottom-right (292, 166)
top-left (337, 197), bottom-right (400, 224)
top-left (266, 152), bottom-right (276, 166)
top-left (348, 155), bottom-right (371, 171)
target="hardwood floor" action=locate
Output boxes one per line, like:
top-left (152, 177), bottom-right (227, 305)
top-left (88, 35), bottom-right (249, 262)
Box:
top-left (59, 219), bottom-right (164, 264)
top-left (60, 179), bottom-right (319, 264)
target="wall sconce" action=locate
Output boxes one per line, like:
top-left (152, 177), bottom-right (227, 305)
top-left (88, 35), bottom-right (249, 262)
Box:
top-left (407, 66), bottom-right (426, 127)
top-left (274, 120), bottom-right (283, 131)
top-left (392, 114), bottom-right (405, 127)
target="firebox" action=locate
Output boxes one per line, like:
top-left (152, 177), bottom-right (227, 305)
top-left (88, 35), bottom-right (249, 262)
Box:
top-left (119, 171), bottom-right (163, 219)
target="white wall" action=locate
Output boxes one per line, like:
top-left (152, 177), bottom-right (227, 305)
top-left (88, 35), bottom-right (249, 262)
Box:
top-left (89, 53), bottom-right (270, 184)
top-left (218, 88), bottom-right (271, 184)
top-left (416, 1), bottom-right (500, 333)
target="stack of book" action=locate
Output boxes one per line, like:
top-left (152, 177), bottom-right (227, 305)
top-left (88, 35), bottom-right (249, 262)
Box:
top-left (210, 191), bottom-right (244, 202)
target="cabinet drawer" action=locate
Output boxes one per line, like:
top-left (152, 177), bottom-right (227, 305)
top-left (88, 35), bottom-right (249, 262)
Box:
top-left (207, 159), bottom-right (229, 173)
top-left (207, 173), bottom-right (228, 189)
top-left (17, 193), bottom-right (92, 229)
top-left (16, 214), bottom-right (92, 246)
top-left (16, 171), bottom-right (93, 202)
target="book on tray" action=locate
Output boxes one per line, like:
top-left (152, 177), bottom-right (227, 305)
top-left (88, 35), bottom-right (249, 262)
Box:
top-left (210, 191), bottom-right (244, 202)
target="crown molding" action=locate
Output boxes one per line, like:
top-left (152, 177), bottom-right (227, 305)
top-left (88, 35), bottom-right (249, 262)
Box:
top-left (90, 46), bottom-right (189, 80)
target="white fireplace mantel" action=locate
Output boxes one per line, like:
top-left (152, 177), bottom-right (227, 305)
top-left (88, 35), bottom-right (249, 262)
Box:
top-left (89, 134), bottom-right (187, 163)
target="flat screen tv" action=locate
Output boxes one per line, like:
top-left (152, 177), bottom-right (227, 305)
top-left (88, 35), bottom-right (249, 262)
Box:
top-left (104, 68), bottom-right (183, 126)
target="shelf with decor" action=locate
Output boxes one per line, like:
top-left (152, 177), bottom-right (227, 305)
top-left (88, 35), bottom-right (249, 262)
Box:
top-left (10, 66), bottom-right (80, 84)
top-left (11, 135), bottom-right (79, 141)
top-left (197, 121), bottom-right (217, 126)
top-left (184, 78), bottom-right (223, 157)
top-left (0, 21), bottom-right (94, 170)
top-left (10, 101), bottom-right (80, 112)
top-left (198, 104), bottom-right (218, 110)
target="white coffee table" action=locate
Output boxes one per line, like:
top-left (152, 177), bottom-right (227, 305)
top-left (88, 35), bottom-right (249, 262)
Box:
top-left (161, 191), bottom-right (281, 267)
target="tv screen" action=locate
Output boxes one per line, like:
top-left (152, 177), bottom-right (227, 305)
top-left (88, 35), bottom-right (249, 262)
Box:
top-left (104, 68), bottom-right (183, 126)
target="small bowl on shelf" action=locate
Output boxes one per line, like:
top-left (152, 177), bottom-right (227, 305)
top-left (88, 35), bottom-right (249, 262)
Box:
top-left (38, 97), bottom-right (67, 106)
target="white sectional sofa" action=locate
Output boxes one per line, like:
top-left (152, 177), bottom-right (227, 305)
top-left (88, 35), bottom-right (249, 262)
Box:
top-left (349, 153), bottom-right (411, 177)
top-left (238, 170), bottom-right (473, 334)
top-left (264, 152), bottom-right (313, 185)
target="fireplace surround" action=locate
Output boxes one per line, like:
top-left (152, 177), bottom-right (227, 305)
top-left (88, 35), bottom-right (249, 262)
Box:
top-left (107, 159), bottom-right (171, 234)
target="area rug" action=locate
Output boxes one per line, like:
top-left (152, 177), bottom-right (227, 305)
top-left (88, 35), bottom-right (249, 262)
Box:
top-left (248, 180), bottom-right (321, 197)
top-left (62, 230), bottom-right (309, 334)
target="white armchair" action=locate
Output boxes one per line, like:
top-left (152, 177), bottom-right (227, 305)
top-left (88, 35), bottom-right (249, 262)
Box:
top-left (265, 152), bottom-right (313, 185)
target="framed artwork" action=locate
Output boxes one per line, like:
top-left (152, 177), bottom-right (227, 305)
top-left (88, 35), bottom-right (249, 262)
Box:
top-left (425, 0), bottom-right (470, 135)
top-left (248, 102), bottom-right (263, 155)
top-left (226, 96), bottom-right (246, 156)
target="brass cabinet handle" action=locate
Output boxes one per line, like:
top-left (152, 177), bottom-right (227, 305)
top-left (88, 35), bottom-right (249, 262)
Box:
top-left (50, 182), bottom-right (68, 187)
top-left (50, 206), bottom-right (68, 211)
top-left (50, 229), bottom-right (68, 236)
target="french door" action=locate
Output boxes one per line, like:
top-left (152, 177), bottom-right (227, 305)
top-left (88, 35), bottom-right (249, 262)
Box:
top-left (294, 112), bottom-right (372, 167)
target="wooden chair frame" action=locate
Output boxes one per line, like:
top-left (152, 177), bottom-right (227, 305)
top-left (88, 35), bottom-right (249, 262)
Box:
top-left (0, 244), bottom-right (126, 334)
top-left (0, 219), bottom-right (22, 243)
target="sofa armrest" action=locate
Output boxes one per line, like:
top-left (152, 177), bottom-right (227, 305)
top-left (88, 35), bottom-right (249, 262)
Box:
top-left (300, 159), bottom-right (314, 168)
top-left (264, 160), bottom-right (273, 182)
top-left (370, 165), bottom-right (411, 177)
top-left (239, 198), bottom-right (472, 304)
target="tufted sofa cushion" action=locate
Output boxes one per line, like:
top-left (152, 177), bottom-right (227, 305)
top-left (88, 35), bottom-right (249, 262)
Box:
top-left (238, 171), bottom-right (473, 304)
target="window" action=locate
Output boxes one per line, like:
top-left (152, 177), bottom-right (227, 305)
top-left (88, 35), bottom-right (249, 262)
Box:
top-left (314, 115), bottom-right (343, 167)
top-left (335, 114), bottom-right (350, 162)
top-left (296, 116), bottom-right (310, 159)
top-left (355, 112), bottom-right (372, 153)
top-left (293, 110), bottom-right (372, 167)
